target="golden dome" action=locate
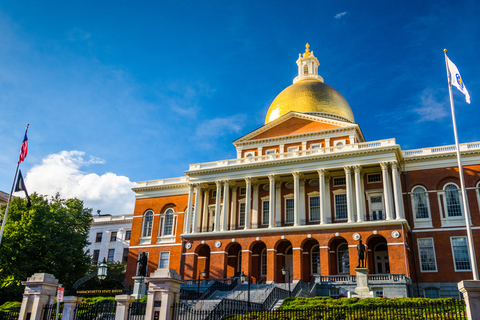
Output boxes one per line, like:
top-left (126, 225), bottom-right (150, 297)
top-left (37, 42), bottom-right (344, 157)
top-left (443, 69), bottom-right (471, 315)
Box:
top-left (265, 79), bottom-right (355, 124)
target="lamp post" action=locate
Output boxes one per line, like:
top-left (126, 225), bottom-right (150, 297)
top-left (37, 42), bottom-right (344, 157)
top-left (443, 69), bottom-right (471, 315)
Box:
top-left (197, 269), bottom-right (206, 296)
top-left (282, 267), bottom-right (291, 297)
top-left (97, 258), bottom-right (108, 282)
top-left (240, 272), bottom-right (251, 312)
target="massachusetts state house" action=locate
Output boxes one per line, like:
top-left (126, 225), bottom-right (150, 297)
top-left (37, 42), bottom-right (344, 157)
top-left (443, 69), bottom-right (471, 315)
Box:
top-left (126, 45), bottom-right (480, 298)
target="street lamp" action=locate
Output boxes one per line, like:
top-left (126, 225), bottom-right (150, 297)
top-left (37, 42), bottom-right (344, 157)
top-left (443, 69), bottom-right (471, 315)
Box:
top-left (240, 271), bottom-right (251, 312)
top-left (197, 269), bottom-right (206, 295)
top-left (282, 267), bottom-right (291, 297)
top-left (97, 258), bottom-right (108, 281)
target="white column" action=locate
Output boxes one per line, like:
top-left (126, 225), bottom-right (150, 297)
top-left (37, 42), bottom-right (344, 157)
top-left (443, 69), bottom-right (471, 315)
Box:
top-left (300, 177), bottom-right (306, 225)
top-left (391, 161), bottom-right (405, 220)
top-left (354, 165), bottom-right (365, 222)
top-left (202, 187), bottom-right (210, 232)
top-left (244, 177), bottom-right (252, 230)
top-left (214, 181), bottom-right (222, 232)
top-left (325, 174), bottom-right (331, 223)
top-left (222, 180), bottom-right (229, 231)
top-left (318, 169), bottom-right (327, 224)
top-left (293, 172), bottom-right (301, 226)
top-left (268, 174), bottom-right (276, 228)
top-left (381, 162), bottom-right (393, 220)
top-left (230, 185), bottom-right (237, 230)
top-left (252, 182), bottom-right (259, 229)
top-left (344, 166), bottom-right (354, 223)
top-left (275, 181), bottom-right (282, 226)
top-left (185, 185), bottom-right (194, 233)
top-left (192, 184), bottom-right (202, 233)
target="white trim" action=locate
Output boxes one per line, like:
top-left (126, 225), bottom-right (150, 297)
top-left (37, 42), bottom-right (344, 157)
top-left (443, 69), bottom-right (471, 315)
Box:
top-left (411, 185), bottom-right (433, 229)
top-left (211, 251), bottom-right (227, 254)
top-left (450, 236), bottom-right (472, 272)
top-left (387, 243), bottom-right (405, 246)
top-left (417, 237), bottom-right (438, 273)
top-left (413, 226), bottom-right (480, 232)
top-left (130, 243), bottom-right (182, 249)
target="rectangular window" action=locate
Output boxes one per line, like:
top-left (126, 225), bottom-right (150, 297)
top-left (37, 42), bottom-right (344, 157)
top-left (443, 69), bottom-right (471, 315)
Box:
top-left (110, 231), bottom-right (117, 242)
top-left (417, 238), bottom-right (437, 272)
top-left (333, 177), bottom-right (346, 186)
top-left (266, 149), bottom-right (277, 155)
top-left (367, 173), bottom-right (382, 183)
top-left (262, 200), bottom-right (269, 225)
top-left (451, 237), bottom-right (471, 271)
top-left (212, 190), bottom-right (217, 198)
top-left (125, 230), bottom-right (131, 241)
top-left (239, 187), bottom-right (246, 196)
top-left (239, 203), bottom-right (246, 227)
top-left (159, 252), bottom-right (170, 269)
top-left (310, 143), bottom-right (322, 149)
top-left (95, 232), bottom-right (102, 243)
top-left (335, 194), bottom-right (348, 220)
top-left (309, 196), bottom-right (320, 222)
top-left (92, 250), bottom-right (100, 265)
top-left (285, 198), bottom-right (294, 224)
top-left (122, 248), bottom-right (129, 263)
top-left (107, 249), bottom-right (115, 262)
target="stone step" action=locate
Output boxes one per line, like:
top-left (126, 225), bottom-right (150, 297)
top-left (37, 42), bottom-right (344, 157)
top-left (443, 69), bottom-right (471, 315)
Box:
top-left (271, 299), bottom-right (284, 311)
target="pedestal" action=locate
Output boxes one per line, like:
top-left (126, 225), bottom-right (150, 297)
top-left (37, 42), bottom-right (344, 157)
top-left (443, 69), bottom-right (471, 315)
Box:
top-left (458, 280), bottom-right (480, 320)
top-left (132, 276), bottom-right (147, 300)
top-left (145, 269), bottom-right (184, 320)
top-left (354, 268), bottom-right (373, 298)
top-left (18, 273), bottom-right (59, 320)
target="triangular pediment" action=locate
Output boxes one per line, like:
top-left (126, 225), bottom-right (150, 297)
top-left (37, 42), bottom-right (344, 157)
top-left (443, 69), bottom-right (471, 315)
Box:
top-left (234, 112), bottom-right (353, 144)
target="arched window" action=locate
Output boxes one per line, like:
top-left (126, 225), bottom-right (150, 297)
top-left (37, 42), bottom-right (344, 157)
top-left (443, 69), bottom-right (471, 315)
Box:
top-left (304, 64), bottom-right (309, 74)
top-left (142, 210), bottom-right (153, 238)
top-left (163, 208), bottom-right (174, 236)
top-left (445, 184), bottom-right (462, 217)
top-left (412, 186), bottom-right (429, 219)
top-left (261, 248), bottom-right (267, 276)
top-left (311, 245), bottom-right (320, 275)
top-left (337, 244), bottom-right (350, 274)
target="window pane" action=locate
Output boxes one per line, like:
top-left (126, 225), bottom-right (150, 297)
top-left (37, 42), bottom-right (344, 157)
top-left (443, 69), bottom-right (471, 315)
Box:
top-left (338, 244), bottom-right (349, 274)
top-left (312, 246), bottom-right (320, 274)
top-left (92, 250), bottom-right (100, 265)
top-left (125, 230), bottom-right (131, 240)
top-left (159, 252), bottom-right (170, 269)
top-left (262, 201), bottom-right (269, 225)
top-left (414, 188), bottom-right (429, 219)
top-left (239, 203), bottom-right (246, 227)
top-left (110, 232), bottom-right (117, 242)
top-left (335, 194), bottom-right (347, 220)
top-left (261, 249), bottom-right (267, 276)
top-left (123, 248), bottom-right (129, 263)
top-left (142, 211), bottom-right (153, 237)
top-left (446, 185), bottom-right (462, 217)
top-left (310, 196), bottom-right (320, 221)
top-left (163, 213), bottom-right (174, 236)
top-left (108, 249), bottom-right (115, 262)
top-left (96, 232), bottom-right (102, 243)
top-left (285, 198), bottom-right (294, 224)
top-left (418, 238), bottom-right (437, 271)
top-left (452, 237), bottom-right (471, 271)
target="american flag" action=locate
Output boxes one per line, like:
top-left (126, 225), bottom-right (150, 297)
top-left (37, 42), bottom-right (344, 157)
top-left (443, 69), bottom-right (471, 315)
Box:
top-left (18, 131), bottom-right (28, 163)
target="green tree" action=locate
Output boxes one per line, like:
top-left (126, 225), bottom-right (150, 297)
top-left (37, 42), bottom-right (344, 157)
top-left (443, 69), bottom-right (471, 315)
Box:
top-left (0, 193), bottom-right (93, 303)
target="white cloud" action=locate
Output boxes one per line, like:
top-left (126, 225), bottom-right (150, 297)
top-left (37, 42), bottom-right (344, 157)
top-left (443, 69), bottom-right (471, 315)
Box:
top-left (334, 12), bottom-right (349, 20)
top-left (412, 88), bottom-right (449, 122)
top-left (23, 151), bottom-right (135, 215)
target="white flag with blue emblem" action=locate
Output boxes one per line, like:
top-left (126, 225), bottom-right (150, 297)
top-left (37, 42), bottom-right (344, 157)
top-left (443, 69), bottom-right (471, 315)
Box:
top-left (447, 56), bottom-right (471, 104)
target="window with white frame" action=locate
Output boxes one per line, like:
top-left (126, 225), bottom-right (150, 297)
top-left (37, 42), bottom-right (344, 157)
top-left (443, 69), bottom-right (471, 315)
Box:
top-left (367, 173), bottom-right (381, 183)
top-left (287, 146), bottom-right (299, 157)
top-left (266, 149), bottom-right (277, 155)
top-left (142, 210), bottom-right (154, 238)
top-left (162, 208), bottom-right (175, 236)
top-left (159, 251), bottom-right (170, 269)
top-left (417, 238), bottom-right (437, 272)
top-left (333, 177), bottom-right (346, 186)
top-left (310, 143), bottom-right (322, 150)
top-left (285, 198), bottom-right (294, 224)
top-left (245, 151), bottom-right (255, 158)
top-left (451, 237), bottom-right (471, 271)
top-left (239, 187), bottom-right (246, 196)
top-left (311, 245), bottom-right (320, 274)
top-left (370, 196), bottom-right (384, 221)
top-left (107, 249), bottom-right (115, 262)
top-left (334, 193), bottom-right (347, 220)
top-left (239, 202), bottom-right (246, 227)
top-left (309, 196), bottom-right (320, 222)
top-left (337, 243), bottom-right (350, 274)
top-left (424, 287), bottom-right (440, 299)
top-left (261, 248), bottom-right (267, 276)
top-left (412, 186), bottom-right (430, 219)
top-left (445, 184), bottom-right (462, 217)
top-left (262, 200), bottom-right (269, 225)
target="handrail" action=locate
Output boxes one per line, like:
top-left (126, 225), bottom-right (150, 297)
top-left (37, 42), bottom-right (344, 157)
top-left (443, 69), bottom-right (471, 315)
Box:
top-left (197, 277), bottom-right (239, 300)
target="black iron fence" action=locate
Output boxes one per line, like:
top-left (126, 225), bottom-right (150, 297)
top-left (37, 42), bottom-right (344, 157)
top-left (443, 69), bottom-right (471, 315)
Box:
top-left (0, 307), bottom-right (20, 320)
top-left (42, 303), bottom-right (63, 320)
top-left (74, 301), bottom-right (117, 320)
top-left (172, 298), bottom-right (466, 320)
top-left (127, 302), bottom-right (146, 320)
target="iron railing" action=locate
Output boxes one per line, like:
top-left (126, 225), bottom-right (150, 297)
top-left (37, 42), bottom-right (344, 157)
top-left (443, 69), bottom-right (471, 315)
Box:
top-left (42, 303), bottom-right (63, 320)
top-left (74, 301), bottom-right (117, 320)
top-left (172, 298), bottom-right (467, 320)
top-left (0, 307), bottom-right (21, 320)
top-left (127, 302), bottom-right (146, 320)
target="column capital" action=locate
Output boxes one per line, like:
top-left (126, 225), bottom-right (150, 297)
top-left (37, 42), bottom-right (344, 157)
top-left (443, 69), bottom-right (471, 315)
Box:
top-left (268, 174), bottom-right (276, 181)
top-left (317, 169), bottom-right (328, 177)
top-left (231, 184), bottom-right (238, 191)
top-left (215, 180), bottom-right (223, 187)
top-left (201, 183), bottom-right (210, 191)
top-left (380, 162), bottom-right (390, 170)
top-left (223, 180), bottom-right (230, 187)
top-left (275, 181), bottom-right (282, 187)
top-left (188, 184), bottom-right (195, 191)
top-left (292, 171), bottom-right (304, 179)
top-left (390, 161), bottom-right (401, 171)
top-left (344, 166), bottom-right (353, 174)
top-left (245, 177), bottom-right (252, 184)
top-left (353, 165), bottom-right (362, 174)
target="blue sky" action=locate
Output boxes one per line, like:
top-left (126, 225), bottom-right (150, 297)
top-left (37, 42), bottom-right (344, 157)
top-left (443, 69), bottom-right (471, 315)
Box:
top-left (1, 1), bottom-right (479, 214)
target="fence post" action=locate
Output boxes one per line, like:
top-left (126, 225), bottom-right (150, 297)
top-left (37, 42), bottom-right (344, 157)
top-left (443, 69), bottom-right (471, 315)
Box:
top-left (18, 273), bottom-right (60, 320)
top-left (61, 296), bottom-right (82, 320)
top-left (145, 269), bottom-right (184, 320)
top-left (115, 295), bottom-right (135, 320)
top-left (458, 280), bottom-right (480, 320)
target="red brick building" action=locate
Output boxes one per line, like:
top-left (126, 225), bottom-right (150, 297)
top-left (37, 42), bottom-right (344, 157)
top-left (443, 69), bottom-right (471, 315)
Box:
top-left (126, 45), bottom-right (480, 298)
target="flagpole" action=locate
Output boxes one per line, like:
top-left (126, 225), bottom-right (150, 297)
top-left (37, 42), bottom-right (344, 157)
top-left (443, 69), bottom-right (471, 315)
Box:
top-left (0, 124), bottom-right (29, 246)
top-left (444, 49), bottom-right (478, 280)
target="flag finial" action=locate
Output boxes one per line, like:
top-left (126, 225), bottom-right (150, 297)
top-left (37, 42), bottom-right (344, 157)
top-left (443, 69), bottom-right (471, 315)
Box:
top-left (444, 49), bottom-right (447, 53)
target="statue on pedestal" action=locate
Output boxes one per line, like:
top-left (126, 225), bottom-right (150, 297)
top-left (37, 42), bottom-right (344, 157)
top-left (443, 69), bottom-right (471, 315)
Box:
top-left (137, 253), bottom-right (148, 277)
top-left (356, 239), bottom-right (367, 268)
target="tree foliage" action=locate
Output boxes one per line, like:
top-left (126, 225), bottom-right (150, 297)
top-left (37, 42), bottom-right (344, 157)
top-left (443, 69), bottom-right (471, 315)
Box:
top-left (0, 193), bottom-right (93, 303)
